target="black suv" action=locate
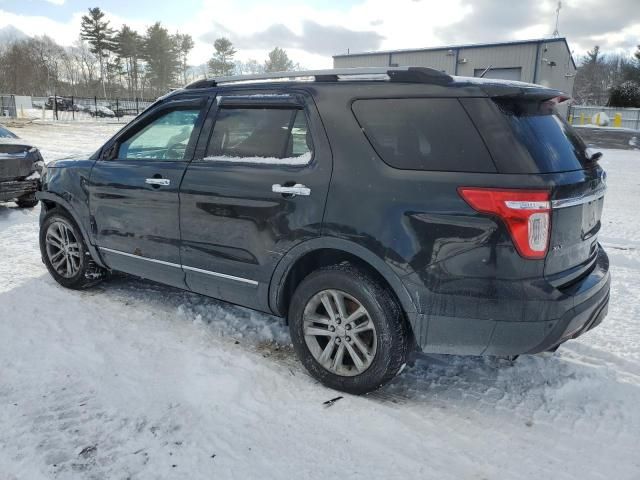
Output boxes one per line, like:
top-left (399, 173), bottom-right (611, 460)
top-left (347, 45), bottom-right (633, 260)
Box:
top-left (38, 67), bottom-right (610, 394)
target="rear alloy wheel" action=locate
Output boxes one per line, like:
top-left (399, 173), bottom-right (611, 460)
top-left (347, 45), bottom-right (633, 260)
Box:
top-left (40, 210), bottom-right (104, 289)
top-left (289, 264), bottom-right (409, 395)
top-left (302, 289), bottom-right (377, 376)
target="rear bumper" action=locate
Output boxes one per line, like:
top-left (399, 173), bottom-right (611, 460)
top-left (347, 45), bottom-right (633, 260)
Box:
top-left (405, 247), bottom-right (610, 356)
top-left (0, 179), bottom-right (39, 202)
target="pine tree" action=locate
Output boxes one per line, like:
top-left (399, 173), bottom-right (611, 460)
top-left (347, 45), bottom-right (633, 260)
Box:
top-left (175, 33), bottom-right (195, 84)
top-left (114, 25), bottom-right (142, 98)
top-left (142, 22), bottom-right (180, 94)
top-left (208, 37), bottom-right (236, 76)
top-left (264, 47), bottom-right (296, 73)
top-left (80, 7), bottom-right (115, 97)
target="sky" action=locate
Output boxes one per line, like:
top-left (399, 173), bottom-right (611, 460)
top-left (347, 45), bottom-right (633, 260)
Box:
top-left (0, 0), bottom-right (639, 68)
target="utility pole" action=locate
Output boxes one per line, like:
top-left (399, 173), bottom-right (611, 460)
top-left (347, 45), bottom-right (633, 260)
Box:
top-left (552, 1), bottom-right (562, 37)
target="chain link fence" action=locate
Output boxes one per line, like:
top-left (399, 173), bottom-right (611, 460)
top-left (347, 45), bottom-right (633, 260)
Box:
top-left (1, 95), bottom-right (17, 118)
top-left (2, 95), bottom-right (156, 122)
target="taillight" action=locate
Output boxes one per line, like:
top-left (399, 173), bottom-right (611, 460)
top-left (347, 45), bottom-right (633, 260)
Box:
top-left (458, 188), bottom-right (550, 259)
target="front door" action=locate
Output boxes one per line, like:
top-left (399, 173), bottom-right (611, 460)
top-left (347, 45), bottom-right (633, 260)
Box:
top-left (179, 92), bottom-right (332, 311)
top-left (89, 96), bottom-right (209, 287)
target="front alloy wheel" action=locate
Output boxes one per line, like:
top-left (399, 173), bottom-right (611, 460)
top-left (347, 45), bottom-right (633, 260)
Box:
top-left (45, 220), bottom-right (82, 278)
top-left (39, 209), bottom-right (104, 290)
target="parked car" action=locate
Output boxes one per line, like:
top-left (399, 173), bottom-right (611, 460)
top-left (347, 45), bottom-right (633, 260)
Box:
top-left (37, 67), bottom-right (610, 394)
top-left (73, 104), bottom-right (116, 118)
top-left (0, 124), bottom-right (43, 208)
top-left (91, 105), bottom-right (116, 118)
top-left (45, 96), bottom-right (76, 111)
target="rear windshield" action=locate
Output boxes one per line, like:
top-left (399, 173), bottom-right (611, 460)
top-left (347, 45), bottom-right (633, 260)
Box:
top-left (462, 97), bottom-right (589, 174)
top-left (352, 98), bottom-right (496, 172)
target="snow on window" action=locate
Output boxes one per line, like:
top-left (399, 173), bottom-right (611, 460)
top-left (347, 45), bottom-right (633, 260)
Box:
top-left (202, 151), bottom-right (311, 165)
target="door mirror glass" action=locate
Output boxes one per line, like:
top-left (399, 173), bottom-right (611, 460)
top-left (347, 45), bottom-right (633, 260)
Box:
top-left (118, 108), bottom-right (201, 161)
top-left (204, 107), bottom-right (312, 165)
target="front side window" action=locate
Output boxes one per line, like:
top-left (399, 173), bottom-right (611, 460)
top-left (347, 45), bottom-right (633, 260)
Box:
top-left (118, 108), bottom-right (201, 161)
top-left (204, 107), bottom-right (312, 165)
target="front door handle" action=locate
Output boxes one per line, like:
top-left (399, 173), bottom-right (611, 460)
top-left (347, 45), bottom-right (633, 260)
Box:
top-left (145, 178), bottom-right (170, 186)
top-left (272, 183), bottom-right (311, 197)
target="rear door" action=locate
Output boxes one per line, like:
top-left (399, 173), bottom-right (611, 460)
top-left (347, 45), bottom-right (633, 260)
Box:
top-left (179, 91), bottom-right (332, 311)
top-left (89, 95), bottom-right (210, 287)
top-left (463, 96), bottom-right (606, 285)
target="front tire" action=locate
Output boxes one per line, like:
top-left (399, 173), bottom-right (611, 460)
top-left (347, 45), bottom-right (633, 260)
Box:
top-left (40, 209), bottom-right (104, 289)
top-left (288, 264), bottom-right (409, 395)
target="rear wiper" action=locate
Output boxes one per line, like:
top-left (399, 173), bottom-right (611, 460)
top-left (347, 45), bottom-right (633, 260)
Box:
top-left (585, 148), bottom-right (603, 164)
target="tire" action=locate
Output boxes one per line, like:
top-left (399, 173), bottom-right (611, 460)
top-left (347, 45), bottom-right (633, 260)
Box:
top-left (39, 209), bottom-right (105, 290)
top-left (288, 263), bottom-right (409, 395)
top-left (15, 194), bottom-right (38, 208)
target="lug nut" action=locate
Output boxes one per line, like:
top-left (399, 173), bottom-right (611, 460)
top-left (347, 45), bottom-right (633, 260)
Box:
top-left (329, 326), bottom-right (335, 332)
top-left (336, 338), bottom-right (341, 344)
top-left (346, 336), bottom-right (351, 342)
top-left (345, 324), bottom-right (352, 330)
top-left (336, 318), bottom-right (341, 325)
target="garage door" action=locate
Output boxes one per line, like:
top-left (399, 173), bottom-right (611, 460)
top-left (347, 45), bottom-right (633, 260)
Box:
top-left (473, 67), bottom-right (522, 81)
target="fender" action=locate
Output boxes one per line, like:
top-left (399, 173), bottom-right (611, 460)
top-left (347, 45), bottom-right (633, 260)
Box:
top-left (37, 191), bottom-right (107, 268)
top-left (268, 236), bottom-right (419, 325)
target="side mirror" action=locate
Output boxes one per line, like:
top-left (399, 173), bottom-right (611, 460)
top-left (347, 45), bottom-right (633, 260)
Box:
top-left (101, 143), bottom-right (118, 161)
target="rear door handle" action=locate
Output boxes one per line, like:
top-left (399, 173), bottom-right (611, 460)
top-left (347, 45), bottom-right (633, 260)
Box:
top-left (272, 184), bottom-right (311, 196)
top-left (145, 178), bottom-right (170, 186)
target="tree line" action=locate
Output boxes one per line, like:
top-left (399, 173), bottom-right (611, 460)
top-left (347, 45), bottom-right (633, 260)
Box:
top-left (574, 45), bottom-right (640, 107)
top-left (0, 7), bottom-right (299, 99)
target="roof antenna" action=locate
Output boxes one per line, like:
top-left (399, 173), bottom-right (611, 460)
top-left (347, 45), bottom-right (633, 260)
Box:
top-left (552, 1), bottom-right (562, 37)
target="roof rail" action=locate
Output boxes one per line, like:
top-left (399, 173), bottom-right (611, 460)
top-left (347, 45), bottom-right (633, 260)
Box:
top-left (184, 67), bottom-right (453, 89)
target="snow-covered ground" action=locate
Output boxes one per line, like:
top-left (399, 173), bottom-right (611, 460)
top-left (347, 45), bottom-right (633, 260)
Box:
top-left (1, 122), bottom-right (639, 479)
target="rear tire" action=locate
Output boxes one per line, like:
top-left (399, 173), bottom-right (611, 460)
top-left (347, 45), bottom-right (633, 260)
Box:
top-left (15, 194), bottom-right (38, 208)
top-left (288, 264), bottom-right (409, 395)
top-left (40, 209), bottom-right (105, 289)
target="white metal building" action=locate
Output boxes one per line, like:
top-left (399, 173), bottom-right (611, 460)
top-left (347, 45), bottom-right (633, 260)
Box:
top-left (333, 38), bottom-right (577, 95)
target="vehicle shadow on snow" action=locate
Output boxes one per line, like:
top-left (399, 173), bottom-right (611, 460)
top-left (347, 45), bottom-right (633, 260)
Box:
top-left (21, 271), bottom-right (640, 420)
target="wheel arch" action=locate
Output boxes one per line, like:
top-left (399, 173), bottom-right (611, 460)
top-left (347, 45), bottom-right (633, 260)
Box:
top-left (269, 237), bottom-right (418, 330)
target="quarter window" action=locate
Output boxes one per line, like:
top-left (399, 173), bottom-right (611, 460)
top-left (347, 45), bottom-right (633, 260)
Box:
top-left (118, 108), bottom-right (201, 161)
top-left (352, 98), bottom-right (496, 172)
top-left (204, 107), bottom-right (312, 165)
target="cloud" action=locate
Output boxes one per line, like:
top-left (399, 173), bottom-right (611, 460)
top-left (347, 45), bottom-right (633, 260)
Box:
top-left (202, 20), bottom-right (384, 56)
top-left (45, 0), bottom-right (66, 5)
top-left (1, 0), bottom-right (638, 70)
top-left (433, 0), bottom-right (640, 60)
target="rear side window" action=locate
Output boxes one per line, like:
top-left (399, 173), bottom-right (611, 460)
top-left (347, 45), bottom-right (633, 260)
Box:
top-left (351, 98), bottom-right (496, 172)
top-left (204, 107), bottom-right (312, 165)
top-left (462, 97), bottom-right (589, 174)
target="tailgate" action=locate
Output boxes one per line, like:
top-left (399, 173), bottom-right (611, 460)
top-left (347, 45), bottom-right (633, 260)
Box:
top-left (545, 165), bottom-right (606, 285)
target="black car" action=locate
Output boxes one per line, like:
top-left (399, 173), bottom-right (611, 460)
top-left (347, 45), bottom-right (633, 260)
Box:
top-left (37, 67), bottom-right (610, 394)
top-left (0, 124), bottom-right (43, 208)
top-left (45, 96), bottom-right (76, 111)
